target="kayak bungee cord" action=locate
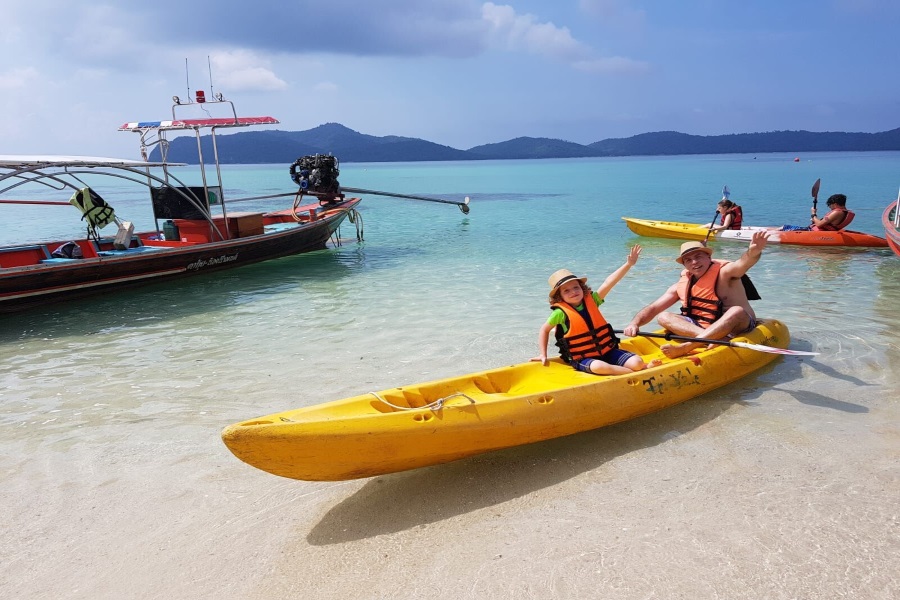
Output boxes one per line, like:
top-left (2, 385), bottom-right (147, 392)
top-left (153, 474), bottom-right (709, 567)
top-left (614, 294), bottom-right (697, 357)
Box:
top-left (369, 391), bottom-right (476, 412)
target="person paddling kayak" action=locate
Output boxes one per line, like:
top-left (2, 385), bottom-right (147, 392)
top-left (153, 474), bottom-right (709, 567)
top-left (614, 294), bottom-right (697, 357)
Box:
top-left (780, 193), bottom-right (855, 231)
top-left (708, 198), bottom-right (743, 231)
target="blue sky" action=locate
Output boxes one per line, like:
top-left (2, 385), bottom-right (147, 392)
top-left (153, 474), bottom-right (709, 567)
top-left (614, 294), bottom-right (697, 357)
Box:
top-left (2, 0), bottom-right (898, 158)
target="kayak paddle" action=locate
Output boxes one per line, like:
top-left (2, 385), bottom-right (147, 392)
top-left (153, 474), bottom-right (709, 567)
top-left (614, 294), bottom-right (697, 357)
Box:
top-left (616, 330), bottom-right (819, 356)
top-left (810, 178), bottom-right (821, 224)
top-left (703, 185), bottom-right (729, 244)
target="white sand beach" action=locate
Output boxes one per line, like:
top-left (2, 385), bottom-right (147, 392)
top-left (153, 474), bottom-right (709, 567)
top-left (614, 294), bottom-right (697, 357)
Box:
top-left (3, 348), bottom-right (898, 599)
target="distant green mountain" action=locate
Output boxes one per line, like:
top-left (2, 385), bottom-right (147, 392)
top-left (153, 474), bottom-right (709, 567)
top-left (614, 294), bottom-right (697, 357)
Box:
top-left (586, 129), bottom-right (900, 156)
top-left (466, 136), bottom-right (596, 159)
top-left (152, 122), bottom-right (471, 164)
top-left (151, 123), bottom-right (900, 164)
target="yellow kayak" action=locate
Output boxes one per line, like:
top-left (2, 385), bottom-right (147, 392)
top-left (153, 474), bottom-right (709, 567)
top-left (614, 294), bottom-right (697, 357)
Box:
top-left (222, 320), bottom-right (791, 481)
top-left (622, 216), bottom-right (888, 247)
top-left (622, 217), bottom-right (715, 241)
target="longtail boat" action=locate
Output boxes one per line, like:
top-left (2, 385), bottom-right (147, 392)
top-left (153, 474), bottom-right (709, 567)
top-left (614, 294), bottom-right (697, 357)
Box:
top-left (0, 92), bottom-right (468, 313)
top-left (884, 195), bottom-right (900, 257)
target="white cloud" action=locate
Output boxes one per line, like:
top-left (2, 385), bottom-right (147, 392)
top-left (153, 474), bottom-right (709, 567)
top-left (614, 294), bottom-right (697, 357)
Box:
top-left (481, 2), bottom-right (646, 73)
top-left (209, 52), bottom-right (287, 92)
top-left (482, 2), bottom-right (589, 61)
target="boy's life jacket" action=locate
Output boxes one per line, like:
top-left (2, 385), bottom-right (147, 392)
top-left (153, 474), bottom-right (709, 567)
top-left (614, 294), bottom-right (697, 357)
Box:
top-left (551, 295), bottom-right (618, 362)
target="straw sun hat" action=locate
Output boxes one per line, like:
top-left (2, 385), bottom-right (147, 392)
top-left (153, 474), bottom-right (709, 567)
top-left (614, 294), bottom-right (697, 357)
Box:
top-left (547, 268), bottom-right (587, 301)
top-left (675, 241), bottom-right (713, 264)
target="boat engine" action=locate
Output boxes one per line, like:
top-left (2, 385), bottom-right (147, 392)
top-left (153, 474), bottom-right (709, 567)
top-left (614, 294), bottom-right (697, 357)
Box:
top-left (289, 154), bottom-right (340, 195)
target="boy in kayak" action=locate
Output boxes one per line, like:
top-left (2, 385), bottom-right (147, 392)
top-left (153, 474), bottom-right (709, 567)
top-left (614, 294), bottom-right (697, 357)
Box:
top-left (780, 193), bottom-right (854, 231)
top-left (534, 245), bottom-right (660, 375)
top-left (622, 230), bottom-right (769, 358)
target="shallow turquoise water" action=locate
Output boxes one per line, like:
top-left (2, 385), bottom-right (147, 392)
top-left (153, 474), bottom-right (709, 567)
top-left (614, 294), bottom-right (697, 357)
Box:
top-left (1, 152), bottom-right (898, 431)
top-left (3, 151), bottom-right (899, 600)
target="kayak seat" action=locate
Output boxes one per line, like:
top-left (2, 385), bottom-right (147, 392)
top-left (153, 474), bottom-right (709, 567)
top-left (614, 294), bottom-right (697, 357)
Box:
top-left (369, 390), bottom-right (428, 412)
top-left (401, 389), bottom-right (428, 409)
top-left (472, 374), bottom-right (511, 394)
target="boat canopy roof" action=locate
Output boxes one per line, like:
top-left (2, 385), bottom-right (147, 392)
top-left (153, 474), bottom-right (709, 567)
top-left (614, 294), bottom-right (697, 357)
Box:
top-left (0, 155), bottom-right (175, 168)
top-left (118, 116), bottom-right (279, 132)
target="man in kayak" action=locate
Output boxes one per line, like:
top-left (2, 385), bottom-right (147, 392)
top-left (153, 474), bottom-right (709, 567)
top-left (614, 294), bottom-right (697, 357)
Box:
top-left (780, 193), bottom-right (855, 231)
top-left (534, 246), bottom-right (661, 374)
top-left (622, 230), bottom-right (769, 358)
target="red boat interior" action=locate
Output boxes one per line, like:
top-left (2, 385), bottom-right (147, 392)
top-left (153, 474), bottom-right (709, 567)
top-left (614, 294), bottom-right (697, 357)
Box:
top-left (0, 201), bottom-right (332, 269)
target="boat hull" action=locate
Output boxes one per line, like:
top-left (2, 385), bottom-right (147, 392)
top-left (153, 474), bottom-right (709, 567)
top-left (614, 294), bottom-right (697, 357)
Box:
top-left (222, 319), bottom-right (791, 481)
top-left (0, 200), bottom-right (359, 313)
top-left (622, 217), bottom-right (888, 247)
top-left (883, 203), bottom-right (900, 257)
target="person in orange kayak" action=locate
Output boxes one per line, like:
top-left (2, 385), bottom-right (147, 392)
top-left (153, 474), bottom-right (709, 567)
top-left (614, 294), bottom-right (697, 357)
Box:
top-left (781, 193), bottom-right (855, 231)
top-left (811, 193), bottom-right (855, 230)
top-left (709, 198), bottom-right (743, 231)
top-left (622, 230), bottom-right (769, 358)
top-left (534, 246), bottom-right (661, 374)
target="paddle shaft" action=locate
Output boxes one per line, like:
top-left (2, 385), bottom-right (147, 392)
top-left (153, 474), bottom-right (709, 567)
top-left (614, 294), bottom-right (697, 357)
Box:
top-left (612, 329), bottom-right (816, 355)
top-left (616, 329), bottom-right (741, 347)
top-left (703, 209), bottom-right (719, 243)
top-left (705, 185), bottom-right (729, 242)
top-left (811, 178), bottom-right (821, 223)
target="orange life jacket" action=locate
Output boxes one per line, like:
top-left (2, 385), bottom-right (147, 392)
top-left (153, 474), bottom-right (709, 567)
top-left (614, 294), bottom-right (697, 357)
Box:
top-left (720, 205), bottom-right (743, 229)
top-left (551, 296), bottom-right (618, 361)
top-left (813, 208), bottom-right (854, 231)
top-left (677, 261), bottom-right (725, 327)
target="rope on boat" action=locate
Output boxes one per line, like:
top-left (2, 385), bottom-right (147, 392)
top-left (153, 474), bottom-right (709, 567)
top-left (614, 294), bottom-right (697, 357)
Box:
top-left (348, 208), bottom-right (363, 241)
top-left (369, 391), bottom-right (476, 412)
top-left (328, 208), bottom-right (364, 247)
top-left (290, 192), bottom-right (363, 244)
top-left (291, 191), bottom-right (310, 222)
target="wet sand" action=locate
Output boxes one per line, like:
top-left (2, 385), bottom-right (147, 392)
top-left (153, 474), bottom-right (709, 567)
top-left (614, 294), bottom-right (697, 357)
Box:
top-left (3, 347), bottom-right (898, 600)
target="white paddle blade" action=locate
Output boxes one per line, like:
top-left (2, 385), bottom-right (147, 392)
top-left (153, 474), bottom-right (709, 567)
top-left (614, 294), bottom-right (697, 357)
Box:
top-left (731, 341), bottom-right (818, 356)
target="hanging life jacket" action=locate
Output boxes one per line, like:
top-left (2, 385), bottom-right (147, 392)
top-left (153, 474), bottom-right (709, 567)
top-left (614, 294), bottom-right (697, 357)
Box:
top-left (813, 208), bottom-right (854, 231)
top-left (720, 205), bottom-right (743, 229)
top-left (551, 296), bottom-right (618, 362)
top-left (677, 260), bottom-right (761, 328)
top-left (69, 187), bottom-right (116, 230)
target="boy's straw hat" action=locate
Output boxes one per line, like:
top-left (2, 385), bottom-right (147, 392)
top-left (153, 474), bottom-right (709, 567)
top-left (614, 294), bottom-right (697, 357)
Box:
top-left (548, 269), bottom-right (586, 300)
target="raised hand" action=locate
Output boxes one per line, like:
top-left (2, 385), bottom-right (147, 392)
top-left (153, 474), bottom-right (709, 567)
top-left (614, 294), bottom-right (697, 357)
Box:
top-left (626, 244), bottom-right (642, 266)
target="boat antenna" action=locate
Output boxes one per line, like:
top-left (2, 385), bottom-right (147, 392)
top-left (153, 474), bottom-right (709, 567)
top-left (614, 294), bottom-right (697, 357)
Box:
top-left (208, 55), bottom-right (215, 101)
top-left (184, 58), bottom-right (191, 101)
